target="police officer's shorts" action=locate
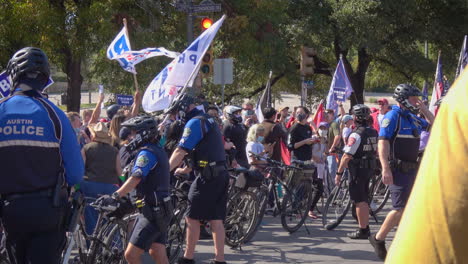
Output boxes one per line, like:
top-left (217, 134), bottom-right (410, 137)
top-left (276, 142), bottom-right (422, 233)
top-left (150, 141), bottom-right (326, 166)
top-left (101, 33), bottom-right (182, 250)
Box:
top-left (129, 214), bottom-right (167, 251)
top-left (186, 169), bottom-right (229, 221)
top-left (348, 167), bottom-right (373, 203)
top-left (389, 169), bottom-right (417, 210)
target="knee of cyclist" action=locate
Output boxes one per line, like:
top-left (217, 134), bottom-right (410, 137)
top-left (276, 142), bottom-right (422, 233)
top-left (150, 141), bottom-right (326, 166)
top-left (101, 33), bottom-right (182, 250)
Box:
top-left (149, 245), bottom-right (166, 261)
top-left (124, 248), bottom-right (141, 262)
top-left (210, 220), bottom-right (224, 230)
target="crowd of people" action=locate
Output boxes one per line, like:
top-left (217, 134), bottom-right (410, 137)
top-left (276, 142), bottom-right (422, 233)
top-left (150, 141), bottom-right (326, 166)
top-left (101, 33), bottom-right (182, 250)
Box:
top-left (2, 46), bottom-right (461, 264)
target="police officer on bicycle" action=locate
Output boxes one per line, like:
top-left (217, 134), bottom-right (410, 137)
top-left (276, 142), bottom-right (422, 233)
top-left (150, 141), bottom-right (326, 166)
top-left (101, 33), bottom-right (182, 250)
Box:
top-left (369, 84), bottom-right (434, 260)
top-left (0, 47), bottom-right (84, 263)
top-left (167, 94), bottom-right (229, 264)
top-left (335, 104), bottom-right (378, 239)
top-left (97, 115), bottom-right (172, 264)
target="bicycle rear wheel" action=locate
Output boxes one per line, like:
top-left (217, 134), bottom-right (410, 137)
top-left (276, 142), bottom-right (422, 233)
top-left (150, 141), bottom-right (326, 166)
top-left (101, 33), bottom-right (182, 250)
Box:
top-left (322, 179), bottom-right (351, 230)
top-left (224, 191), bottom-right (258, 247)
top-left (369, 175), bottom-right (390, 214)
top-left (243, 185), bottom-right (269, 243)
top-left (167, 202), bottom-right (187, 264)
top-left (280, 180), bottom-right (313, 233)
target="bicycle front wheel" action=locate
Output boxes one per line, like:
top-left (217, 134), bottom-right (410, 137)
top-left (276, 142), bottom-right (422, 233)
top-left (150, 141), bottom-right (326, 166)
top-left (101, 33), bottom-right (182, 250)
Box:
top-left (280, 180), bottom-right (313, 233)
top-left (224, 191), bottom-right (259, 247)
top-left (322, 180), bottom-right (351, 230)
top-left (94, 221), bottom-right (129, 264)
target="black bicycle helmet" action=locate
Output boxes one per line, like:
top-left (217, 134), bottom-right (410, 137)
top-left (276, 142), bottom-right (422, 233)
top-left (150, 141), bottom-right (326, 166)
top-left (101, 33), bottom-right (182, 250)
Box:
top-left (122, 115), bottom-right (160, 152)
top-left (393, 84), bottom-right (422, 114)
top-left (6, 47), bottom-right (50, 93)
top-left (352, 104), bottom-right (371, 122)
top-left (107, 104), bottom-right (121, 120)
top-left (164, 93), bottom-right (195, 115)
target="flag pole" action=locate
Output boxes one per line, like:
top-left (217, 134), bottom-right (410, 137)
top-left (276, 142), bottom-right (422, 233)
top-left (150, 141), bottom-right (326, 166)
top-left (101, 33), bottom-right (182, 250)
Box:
top-left (123, 18), bottom-right (139, 92)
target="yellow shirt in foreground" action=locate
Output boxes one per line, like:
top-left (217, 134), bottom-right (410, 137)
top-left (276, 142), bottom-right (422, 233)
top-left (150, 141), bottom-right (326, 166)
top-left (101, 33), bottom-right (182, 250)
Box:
top-left (386, 69), bottom-right (468, 263)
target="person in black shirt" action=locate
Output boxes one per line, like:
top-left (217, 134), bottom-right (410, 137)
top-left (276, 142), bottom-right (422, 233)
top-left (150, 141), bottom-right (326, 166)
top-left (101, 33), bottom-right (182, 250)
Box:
top-left (288, 106), bottom-right (323, 219)
top-left (288, 106), bottom-right (315, 160)
top-left (222, 105), bottom-right (249, 168)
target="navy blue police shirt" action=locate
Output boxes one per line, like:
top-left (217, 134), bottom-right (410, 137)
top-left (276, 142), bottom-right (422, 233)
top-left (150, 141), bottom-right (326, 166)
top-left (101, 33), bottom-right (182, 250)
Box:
top-left (0, 90), bottom-right (84, 194)
top-left (130, 143), bottom-right (170, 204)
top-left (178, 109), bottom-right (208, 152)
top-left (379, 105), bottom-right (429, 161)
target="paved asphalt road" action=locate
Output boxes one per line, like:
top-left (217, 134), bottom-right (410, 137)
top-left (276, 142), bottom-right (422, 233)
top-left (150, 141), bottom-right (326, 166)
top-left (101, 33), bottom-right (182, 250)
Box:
top-left (142, 208), bottom-right (395, 264)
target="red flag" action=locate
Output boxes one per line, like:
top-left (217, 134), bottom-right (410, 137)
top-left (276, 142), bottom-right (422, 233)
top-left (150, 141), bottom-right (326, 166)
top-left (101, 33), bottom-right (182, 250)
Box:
top-left (280, 140), bottom-right (291, 165)
top-left (313, 100), bottom-right (326, 127)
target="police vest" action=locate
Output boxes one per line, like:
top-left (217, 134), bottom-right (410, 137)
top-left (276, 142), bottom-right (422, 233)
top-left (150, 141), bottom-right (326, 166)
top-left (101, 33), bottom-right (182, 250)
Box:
top-left (352, 126), bottom-right (378, 160)
top-left (391, 114), bottom-right (421, 162)
top-left (191, 114), bottom-right (226, 169)
top-left (0, 92), bottom-right (63, 195)
top-left (135, 144), bottom-right (170, 206)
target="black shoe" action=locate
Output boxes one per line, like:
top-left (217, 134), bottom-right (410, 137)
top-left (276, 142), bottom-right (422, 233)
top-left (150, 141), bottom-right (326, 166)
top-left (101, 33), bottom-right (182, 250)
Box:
top-left (369, 234), bottom-right (387, 260)
top-left (209, 261), bottom-right (227, 264)
top-left (177, 257), bottom-right (195, 264)
top-left (347, 227), bottom-right (370, 239)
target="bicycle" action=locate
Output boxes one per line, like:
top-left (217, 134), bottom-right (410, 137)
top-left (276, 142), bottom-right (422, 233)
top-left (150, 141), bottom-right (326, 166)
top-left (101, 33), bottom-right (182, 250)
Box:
top-left (247, 152), bottom-right (314, 234)
top-left (61, 193), bottom-right (136, 264)
top-left (0, 224), bottom-right (9, 264)
top-left (223, 168), bottom-right (261, 248)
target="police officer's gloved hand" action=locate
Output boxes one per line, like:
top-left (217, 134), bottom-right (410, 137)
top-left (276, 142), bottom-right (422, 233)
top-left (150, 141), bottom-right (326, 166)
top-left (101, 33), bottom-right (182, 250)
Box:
top-left (94, 194), bottom-right (120, 212)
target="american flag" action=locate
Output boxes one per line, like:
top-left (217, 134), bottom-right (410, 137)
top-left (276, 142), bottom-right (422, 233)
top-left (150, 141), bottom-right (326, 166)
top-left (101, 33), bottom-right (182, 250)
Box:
top-left (428, 52), bottom-right (445, 116)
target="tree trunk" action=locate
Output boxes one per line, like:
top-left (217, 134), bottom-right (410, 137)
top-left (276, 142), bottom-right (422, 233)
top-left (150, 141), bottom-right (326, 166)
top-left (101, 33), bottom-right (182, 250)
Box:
top-left (341, 48), bottom-right (371, 106)
top-left (65, 56), bottom-right (82, 112)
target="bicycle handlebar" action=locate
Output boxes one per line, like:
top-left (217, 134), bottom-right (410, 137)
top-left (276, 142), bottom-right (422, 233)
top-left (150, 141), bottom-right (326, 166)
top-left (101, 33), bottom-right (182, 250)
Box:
top-left (248, 151), bottom-right (301, 170)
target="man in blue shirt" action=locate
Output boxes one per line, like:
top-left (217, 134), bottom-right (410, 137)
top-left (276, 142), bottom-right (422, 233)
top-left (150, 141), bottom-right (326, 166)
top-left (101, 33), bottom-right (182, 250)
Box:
top-left (168, 94), bottom-right (229, 264)
top-left (98, 116), bottom-right (171, 264)
top-left (369, 84), bottom-right (434, 260)
top-left (0, 47), bottom-right (84, 263)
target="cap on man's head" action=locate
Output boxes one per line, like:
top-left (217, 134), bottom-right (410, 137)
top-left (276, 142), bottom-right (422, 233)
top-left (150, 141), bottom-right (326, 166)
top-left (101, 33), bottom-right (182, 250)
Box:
top-left (278, 106), bottom-right (289, 112)
top-left (318, 121), bottom-right (329, 128)
top-left (263, 107), bottom-right (277, 119)
top-left (341, 115), bottom-right (353, 123)
top-left (378, 98), bottom-right (389, 105)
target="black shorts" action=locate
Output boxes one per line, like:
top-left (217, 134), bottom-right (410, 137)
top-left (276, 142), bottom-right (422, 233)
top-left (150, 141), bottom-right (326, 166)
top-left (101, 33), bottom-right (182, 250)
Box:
top-left (129, 214), bottom-right (167, 251)
top-left (389, 169), bottom-right (417, 210)
top-left (348, 167), bottom-right (373, 203)
top-left (186, 170), bottom-right (229, 221)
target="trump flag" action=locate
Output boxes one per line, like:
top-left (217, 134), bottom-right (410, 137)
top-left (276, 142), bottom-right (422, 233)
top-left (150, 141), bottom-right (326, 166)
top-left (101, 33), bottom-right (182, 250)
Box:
top-left (326, 57), bottom-right (353, 114)
top-left (106, 27), bottom-right (134, 73)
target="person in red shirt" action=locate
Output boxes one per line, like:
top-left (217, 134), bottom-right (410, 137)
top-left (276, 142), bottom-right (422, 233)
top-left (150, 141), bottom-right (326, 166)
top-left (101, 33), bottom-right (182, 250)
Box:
top-left (370, 98), bottom-right (391, 132)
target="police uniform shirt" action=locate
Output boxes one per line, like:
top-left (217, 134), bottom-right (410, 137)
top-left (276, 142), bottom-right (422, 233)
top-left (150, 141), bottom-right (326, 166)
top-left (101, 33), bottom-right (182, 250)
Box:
top-left (178, 117), bottom-right (210, 152)
top-left (342, 132), bottom-right (362, 156)
top-left (379, 105), bottom-right (429, 161)
top-left (386, 68), bottom-right (468, 264)
top-left (131, 149), bottom-right (158, 180)
top-left (0, 91), bottom-right (84, 193)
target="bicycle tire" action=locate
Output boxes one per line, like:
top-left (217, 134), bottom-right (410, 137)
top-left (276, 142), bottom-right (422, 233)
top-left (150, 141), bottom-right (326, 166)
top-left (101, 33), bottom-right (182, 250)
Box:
top-left (280, 180), bottom-right (313, 233)
top-left (322, 179), bottom-right (351, 230)
top-left (243, 185), bottom-right (269, 243)
top-left (224, 191), bottom-right (259, 247)
top-left (369, 175), bottom-right (390, 214)
top-left (167, 203), bottom-right (187, 264)
top-left (93, 221), bottom-right (128, 264)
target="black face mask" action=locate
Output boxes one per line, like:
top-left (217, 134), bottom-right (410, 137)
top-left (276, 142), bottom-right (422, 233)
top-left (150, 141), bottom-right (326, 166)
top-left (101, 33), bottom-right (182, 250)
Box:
top-left (297, 113), bottom-right (307, 122)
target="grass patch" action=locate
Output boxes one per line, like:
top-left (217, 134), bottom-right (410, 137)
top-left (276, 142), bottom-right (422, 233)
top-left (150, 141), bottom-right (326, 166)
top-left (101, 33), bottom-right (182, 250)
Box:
top-left (368, 97), bottom-right (378, 104)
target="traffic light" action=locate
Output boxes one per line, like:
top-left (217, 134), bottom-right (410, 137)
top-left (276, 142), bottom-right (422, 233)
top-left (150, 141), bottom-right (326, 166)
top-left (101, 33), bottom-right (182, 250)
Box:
top-left (300, 47), bottom-right (316, 76)
top-left (200, 46), bottom-right (213, 76)
top-left (201, 17), bottom-right (213, 30)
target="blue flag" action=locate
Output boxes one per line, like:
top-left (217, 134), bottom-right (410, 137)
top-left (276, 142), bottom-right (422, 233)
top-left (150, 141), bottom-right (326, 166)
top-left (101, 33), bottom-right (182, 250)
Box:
top-left (0, 71), bottom-right (54, 98)
top-left (455, 35), bottom-right (467, 80)
top-left (106, 27), bottom-right (134, 73)
top-left (326, 57), bottom-right (353, 114)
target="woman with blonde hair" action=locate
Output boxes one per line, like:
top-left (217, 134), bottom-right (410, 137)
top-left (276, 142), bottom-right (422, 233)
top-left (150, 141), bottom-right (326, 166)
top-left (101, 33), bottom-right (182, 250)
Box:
top-left (245, 124), bottom-right (270, 169)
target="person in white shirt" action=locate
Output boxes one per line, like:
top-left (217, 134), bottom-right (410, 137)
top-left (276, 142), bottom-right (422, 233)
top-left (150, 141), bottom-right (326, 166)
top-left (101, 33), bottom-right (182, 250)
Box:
top-left (245, 124), bottom-right (271, 169)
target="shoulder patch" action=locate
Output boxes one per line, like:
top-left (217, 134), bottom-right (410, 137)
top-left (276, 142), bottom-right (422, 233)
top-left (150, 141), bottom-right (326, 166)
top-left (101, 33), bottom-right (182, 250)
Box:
top-left (182, 127), bottom-right (191, 137)
top-left (347, 137), bottom-right (356, 147)
top-left (381, 119), bottom-right (390, 128)
top-left (136, 155), bottom-right (149, 167)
